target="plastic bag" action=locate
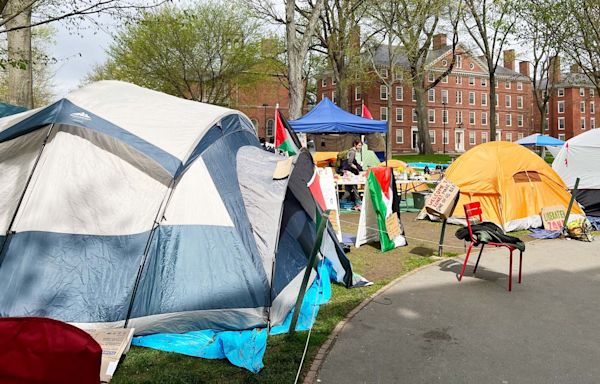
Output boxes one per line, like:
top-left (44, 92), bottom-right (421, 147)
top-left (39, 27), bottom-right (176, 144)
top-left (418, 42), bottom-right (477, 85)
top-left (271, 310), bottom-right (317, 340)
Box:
top-left (566, 218), bottom-right (595, 242)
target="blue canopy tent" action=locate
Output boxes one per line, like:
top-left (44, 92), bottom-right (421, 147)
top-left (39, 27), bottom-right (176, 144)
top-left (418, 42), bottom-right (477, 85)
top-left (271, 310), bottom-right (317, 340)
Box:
top-left (515, 133), bottom-right (564, 147)
top-left (0, 102), bottom-right (27, 118)
top-left (289, 97), bottom-right (387, 133)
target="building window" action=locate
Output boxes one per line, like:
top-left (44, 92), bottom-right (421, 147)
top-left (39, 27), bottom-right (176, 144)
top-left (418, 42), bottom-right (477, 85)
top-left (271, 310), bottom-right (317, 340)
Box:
top-left (394, 68), bottom-right (403, 81)
top-left (581, 117), bottom-right (586, 129)
top-left (469, 131), bottom-right (476, 145)
top-left (442, 76), bottom-right (448, 83)
top-left (518, 114), bottom-right (523, 127)
top-left (396, 107), bottom-right (404, 122)
top-left (496, 130), bottom-right (501, 141)
top-left (456, 110), bottom-right (463, 124)
top-left (456, 90), bottom-right (463, 104)
top-left (469, 76), bottom-right (475, 86)
top-left (396, 86), bottom-right (403, 101)
top-left (517, 96), bottom-right (523, 109)
top-left (517, 82), bottom-right (523, 91)
top-left (591, 117), bottom-right (596, 129)
top-left (381, 68), bottom-right (389, 78)
top-left (469, 91), bottom-right (475, 105)
top-left (481, 131), bottom-right (488, 143)
top-left (481, 78), bottom-right (487, 86)
top-left (442, 109), bottom-right (448, 124)
top-left (380, 107), bottom-right (388, 121)
top-left (251, 119), bottom-right (258, 128)
top-left (496, 113), bottom-right (499, 127)
top-left (580, 87), bottom-right (585, 97)
top-left (428, 88), bottom-right (435, 102)
top-left (481, 92), bottom-right (488, 106)
top-left (505, 81), bottom-right (511, 89)
top-left (506, 114), bottom-right (512, 126)
top-left (518, 133), bottom-right (524, 140)
top-left (321, 93), bottom-right (326, 101)
top-left (456, 55), bottom-right (462, 68)
top-left (443, 130), bottom-right (449, 145)
top-left (429, 130), bottom-right (436, 144)
top-left (591, 89), bottom-right (595, 97)
top-left (332, 90), bottom-right (336, 104)
top-left (380, 85), bottom-right (388, 100)
top-left (545, 117), bottom-right (549, 131)
top-left (396, 129), bottom-right (404, 144)
top-left (558, 101), bottom-right (565, 114)
top-left (441, 89), bottom-right (448, 104)
top-left (442, 59), bottom-right (448, 66)
top-left (412, 88), bottom-right (417, 101)
top-left (322, 78), bottom-right (327, 87)
top-left (591, 102), bottom-right (595, 113)
top-left (558, 117), bottom-right (565, 130)
top-left (428, 109), bottom-right (435, 123)
top-left (506, 132), bottom-right (512, 142)
top-left (355, 86), bottom-right (361, 101)
top-left (481, 112), bottom-right (488, 125)
top-left (469, 111), bottom-right (475, 125)
top-left (558, 134), bottom-right (565, 141)
top-left (580, 101), bottom-right (585, 113)
top-left (428, 72), bottom-right (434, 82)
top-left (455, 75), bottom-right (463, 84)
top-left (495, 94), bottom-right (499, 107)
top-left (495, 79), bottom-right (499, 88)
top-left (505, 95), bottom-right (512, 108)
top-left (558, 88), bottom-right (565, 97)
top-left (412, 108), bottom-right (417, 123)
top-left (355, 107), bottom-right (361, 115)
top-left (266, 119), bottom-right (275, 136)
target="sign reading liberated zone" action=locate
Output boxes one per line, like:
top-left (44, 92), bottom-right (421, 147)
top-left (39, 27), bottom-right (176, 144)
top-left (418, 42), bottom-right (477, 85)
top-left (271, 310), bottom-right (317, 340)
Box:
top-left (541, 205), bottom-right (567, 230)
top-left (425, 179), bottom-right (460, 219)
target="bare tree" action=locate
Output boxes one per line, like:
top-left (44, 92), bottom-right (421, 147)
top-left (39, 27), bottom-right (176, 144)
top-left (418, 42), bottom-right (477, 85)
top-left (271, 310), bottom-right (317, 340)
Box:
top-left (463, 0), bottom-right (517, 141)
top-left (246, 0), bottom-right (325, 119)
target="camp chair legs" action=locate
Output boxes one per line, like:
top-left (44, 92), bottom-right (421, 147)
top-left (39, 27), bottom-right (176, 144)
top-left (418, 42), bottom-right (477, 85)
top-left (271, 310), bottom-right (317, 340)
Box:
top-left (458, 244), bottom-right (522, 292)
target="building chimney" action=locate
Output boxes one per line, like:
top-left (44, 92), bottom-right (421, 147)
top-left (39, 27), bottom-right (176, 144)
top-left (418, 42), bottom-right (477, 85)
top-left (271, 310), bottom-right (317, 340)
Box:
top-left (570, 63), bottom-right (581, 74)
top-left (549, 56), bottom-right (561, 84)
top-left (503, 49), bottom-right (516, 71)
top-left (519, 61), bottom-right (530, 77)
top-left (432, 34), bottom-right (447, 50)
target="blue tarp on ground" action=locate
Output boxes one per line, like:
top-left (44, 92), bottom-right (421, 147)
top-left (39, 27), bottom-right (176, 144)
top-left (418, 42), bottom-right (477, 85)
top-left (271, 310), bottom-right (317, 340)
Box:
top-left (289, 97), bottom-right (387, 134)
top-left (131, 260), bottom-right (333, 372)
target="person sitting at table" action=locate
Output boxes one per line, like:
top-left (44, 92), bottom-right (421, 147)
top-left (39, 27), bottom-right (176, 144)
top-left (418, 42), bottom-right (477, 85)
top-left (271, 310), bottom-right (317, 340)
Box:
top-left (341, 140), bottom-right (363, 210)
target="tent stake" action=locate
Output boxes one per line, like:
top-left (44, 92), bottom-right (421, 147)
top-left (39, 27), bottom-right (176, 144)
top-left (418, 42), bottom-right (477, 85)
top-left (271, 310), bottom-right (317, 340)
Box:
top-left (288, 210), bottom-right (330, 337)
top-left (562, 177), bottom-right (580, 235)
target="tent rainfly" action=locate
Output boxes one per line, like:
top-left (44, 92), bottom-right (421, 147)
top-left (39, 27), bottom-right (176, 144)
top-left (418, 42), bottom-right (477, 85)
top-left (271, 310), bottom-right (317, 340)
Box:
top-left (0, 80), bottom-right (359, 371)
top-left (553, 129), bottom-right (600, 216)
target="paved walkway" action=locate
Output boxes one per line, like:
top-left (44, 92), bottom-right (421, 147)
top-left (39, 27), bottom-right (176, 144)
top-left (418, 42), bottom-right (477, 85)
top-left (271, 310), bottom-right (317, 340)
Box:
top-left (317, 239), bottom-right (600, 384)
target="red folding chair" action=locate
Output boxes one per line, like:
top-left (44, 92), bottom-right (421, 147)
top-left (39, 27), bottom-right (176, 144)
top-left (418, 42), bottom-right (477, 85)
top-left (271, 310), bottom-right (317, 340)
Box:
top-left (458, 202), bottom-right (523, 291)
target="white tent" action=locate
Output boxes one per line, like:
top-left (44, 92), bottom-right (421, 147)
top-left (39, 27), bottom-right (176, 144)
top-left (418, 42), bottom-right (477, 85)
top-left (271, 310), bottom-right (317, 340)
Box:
top-left (553, 129), bottom-right (600, 216)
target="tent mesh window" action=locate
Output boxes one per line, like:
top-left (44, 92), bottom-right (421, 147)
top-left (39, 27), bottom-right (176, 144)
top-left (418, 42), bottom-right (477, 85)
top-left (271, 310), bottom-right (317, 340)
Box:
top-left (513, 171), bottom-right (542, 183)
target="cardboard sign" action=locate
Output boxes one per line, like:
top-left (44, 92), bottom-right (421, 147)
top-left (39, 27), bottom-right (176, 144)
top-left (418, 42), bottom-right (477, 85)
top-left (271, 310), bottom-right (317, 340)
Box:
top-left (83, 327), bottom-right (135, 383)
top-left (425, 179), bottom-right (460, 219)
top-left (541, 205), bottom-right (567, 230)
top-left (273, 158), bottom-right (294, 180)
top-left (317, 167), bottom-right (343, 241)
top-left (385, 214), bottom-right (402, 240)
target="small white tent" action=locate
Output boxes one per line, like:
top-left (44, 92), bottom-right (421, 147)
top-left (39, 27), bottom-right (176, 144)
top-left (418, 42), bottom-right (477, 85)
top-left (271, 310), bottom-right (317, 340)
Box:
top-left (553, 129), bottom-right (600, 216)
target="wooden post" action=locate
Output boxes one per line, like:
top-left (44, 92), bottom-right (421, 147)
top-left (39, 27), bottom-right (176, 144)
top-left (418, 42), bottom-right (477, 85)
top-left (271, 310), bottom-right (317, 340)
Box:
top-left (438, 219), bottom-right (447, 256)
top-left (288, 210), bottom-right (330, 336)
top-left (562, 177), bottom-right (580, 235)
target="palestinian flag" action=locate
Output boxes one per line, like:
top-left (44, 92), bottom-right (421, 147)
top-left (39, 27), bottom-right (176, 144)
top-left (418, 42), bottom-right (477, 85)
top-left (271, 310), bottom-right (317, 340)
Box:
top-left (355, 167), bottom-right (406, 252)
top-left (275, 109), bottom-right (300, 156)
top-left (361, 104), bottom-right (373, 119)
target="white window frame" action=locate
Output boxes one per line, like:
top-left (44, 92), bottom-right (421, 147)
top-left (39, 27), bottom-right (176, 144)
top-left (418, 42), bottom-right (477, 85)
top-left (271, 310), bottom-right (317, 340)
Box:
top-left (429, 130), bottom-right (436, 144)
top-left (381, 68), bottom-right (389, 78)
top-left (321, 78), bottom-right (327, 87)
top-left (591, 117), bottom-right (596, 129)
top-left (558, 101), bottom-right (565, 114)
top-left (517, 96), bottom-right (523, 109)
top-left (591, 89), bottom-right (595, 97)
top-left (266, 119), bottom-right (275, 136)
top-left (469, 131), bottom-right (476, 145)
top-left (496, 130), bottom-right (502, 141)
top-left (331, 90), bottom-right (336, 104)
top-left (456, 75), bottom-right (463, 85)
top-left (441, 76), bottom-right (448, 83)
top-left (481, 92), bottom-right (488, 106)
top-left (412, 108), bottom-right (417, 123)
top-left (469, 76), bottom-right (475, 86)
top-left (481, 78), bottom-right (487, 86)
top-left (456, 55), bottom-right (462, 69)
top-left (558, 133), bottom-right (566, 141)
top-left (469, 91), bottom-right (475, 105)
top-left (412, 88), bottom-right (417, 102)
top-left (558, 88), bottom-right (565, 97)
top-left (380, 106), bottom-right (388, 121)
top-left (518, 114), bottom-right (523, 127)
top-left (580, 87), bottom-right (585, 97)
top-left (481, 112), bottom-right (488, 125)
top-left (355, 107), bottom-right (361, 115)
top-left (442, 109), bottom-right (448, 124)
top-left (558, 117), bottom-right (565, 130)
top-left (396, 128), bottom-right (404, 144)
top-left (518, 133), bottom-right (524, 140)
top-left (428, 88), bottom-right (435, 103)
top-left (441, 89), bottom-right (448, 104)
top-left (456, 110), bottom-right (463, 124)
top-left (506, 113), bottom-right (512, 127)
top-left (580, 101), bottom-right (585, 113)
top-left (505, 81), bottom-right (511, 89)
top-left (396, 107), bottom-right (404, 122)
top-left (506, 132), bottom-right (512, 142)
top-left (517, 82), bottom-right (523, 91)
top-left (428, 109), bottom-right (436, 123)
top-left (591, 102), bottom-right (595, 113)
top-left (354, 86), bottom-right (361, 101)
top-left (380, 85), bottom-right (388, 100)
top-left (505, 95), bottom-right (512, 108)
top-left (581, 117), bottom-right (586, 130)
top-left (456, 90), bottom-right (463, 104)
top-left (395, 85), bottom-right (403, 101)
top-left (481, 131), bottom-right (488, 143)
top-left (469, 111), bottom-right (475, 125)
top-left (428, 72), bottom-right (434, 82)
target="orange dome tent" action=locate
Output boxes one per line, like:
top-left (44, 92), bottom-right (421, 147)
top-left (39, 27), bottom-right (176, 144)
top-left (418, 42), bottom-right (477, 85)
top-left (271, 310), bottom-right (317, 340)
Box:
top-left (444, 141), bottom-right (583, 231)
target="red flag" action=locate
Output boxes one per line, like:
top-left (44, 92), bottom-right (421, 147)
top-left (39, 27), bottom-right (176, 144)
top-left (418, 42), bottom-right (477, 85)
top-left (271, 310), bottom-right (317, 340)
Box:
top-left (362, 104), bottom-right (373, 119)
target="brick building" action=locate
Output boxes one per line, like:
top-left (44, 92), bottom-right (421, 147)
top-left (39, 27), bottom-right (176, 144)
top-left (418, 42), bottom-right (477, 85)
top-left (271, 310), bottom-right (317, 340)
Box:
top-left (536, 58), bottom-right (600, 141)
top-left (231, 74), bottom-right (290, 141)
top-left (317, 34), bottom-right (535, 154)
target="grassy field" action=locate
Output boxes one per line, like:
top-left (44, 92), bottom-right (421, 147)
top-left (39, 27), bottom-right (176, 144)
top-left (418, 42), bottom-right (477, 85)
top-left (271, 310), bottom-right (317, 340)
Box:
top-left (392, 153), bottom-right (453, 164)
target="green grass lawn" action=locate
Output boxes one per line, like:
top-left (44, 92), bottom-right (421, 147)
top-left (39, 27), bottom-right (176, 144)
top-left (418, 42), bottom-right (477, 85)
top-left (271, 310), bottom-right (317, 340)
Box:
top-left (111, 254), bottom-right (438, 384)
top-left (392, 153), bottom-right (453, 164)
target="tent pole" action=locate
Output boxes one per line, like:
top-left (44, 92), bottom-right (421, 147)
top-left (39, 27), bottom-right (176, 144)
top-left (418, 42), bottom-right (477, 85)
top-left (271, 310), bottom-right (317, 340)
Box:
top-left (288, 209), bottom-right (330, 336)
top-left (0, 123), bottom-right (56, 266)
top-left (562, 177), bottom-right (580, 236)
top-left (438, 219), bottom-right (447, 256)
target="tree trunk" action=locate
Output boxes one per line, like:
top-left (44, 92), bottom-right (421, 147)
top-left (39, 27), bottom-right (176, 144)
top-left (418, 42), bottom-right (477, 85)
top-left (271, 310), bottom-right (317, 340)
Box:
top-left (414, 85), bottom-right (433, 155)
top-left (489, 72), bottom-right (497, 141)
top-left (4, 0), bottom-right (33, 108)
top-left (386, 93), bottom-right (393, 160)
top-left (287, 53), bottom-right (305, 119)
top-left (539, 104), bottom-right (547, 135)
